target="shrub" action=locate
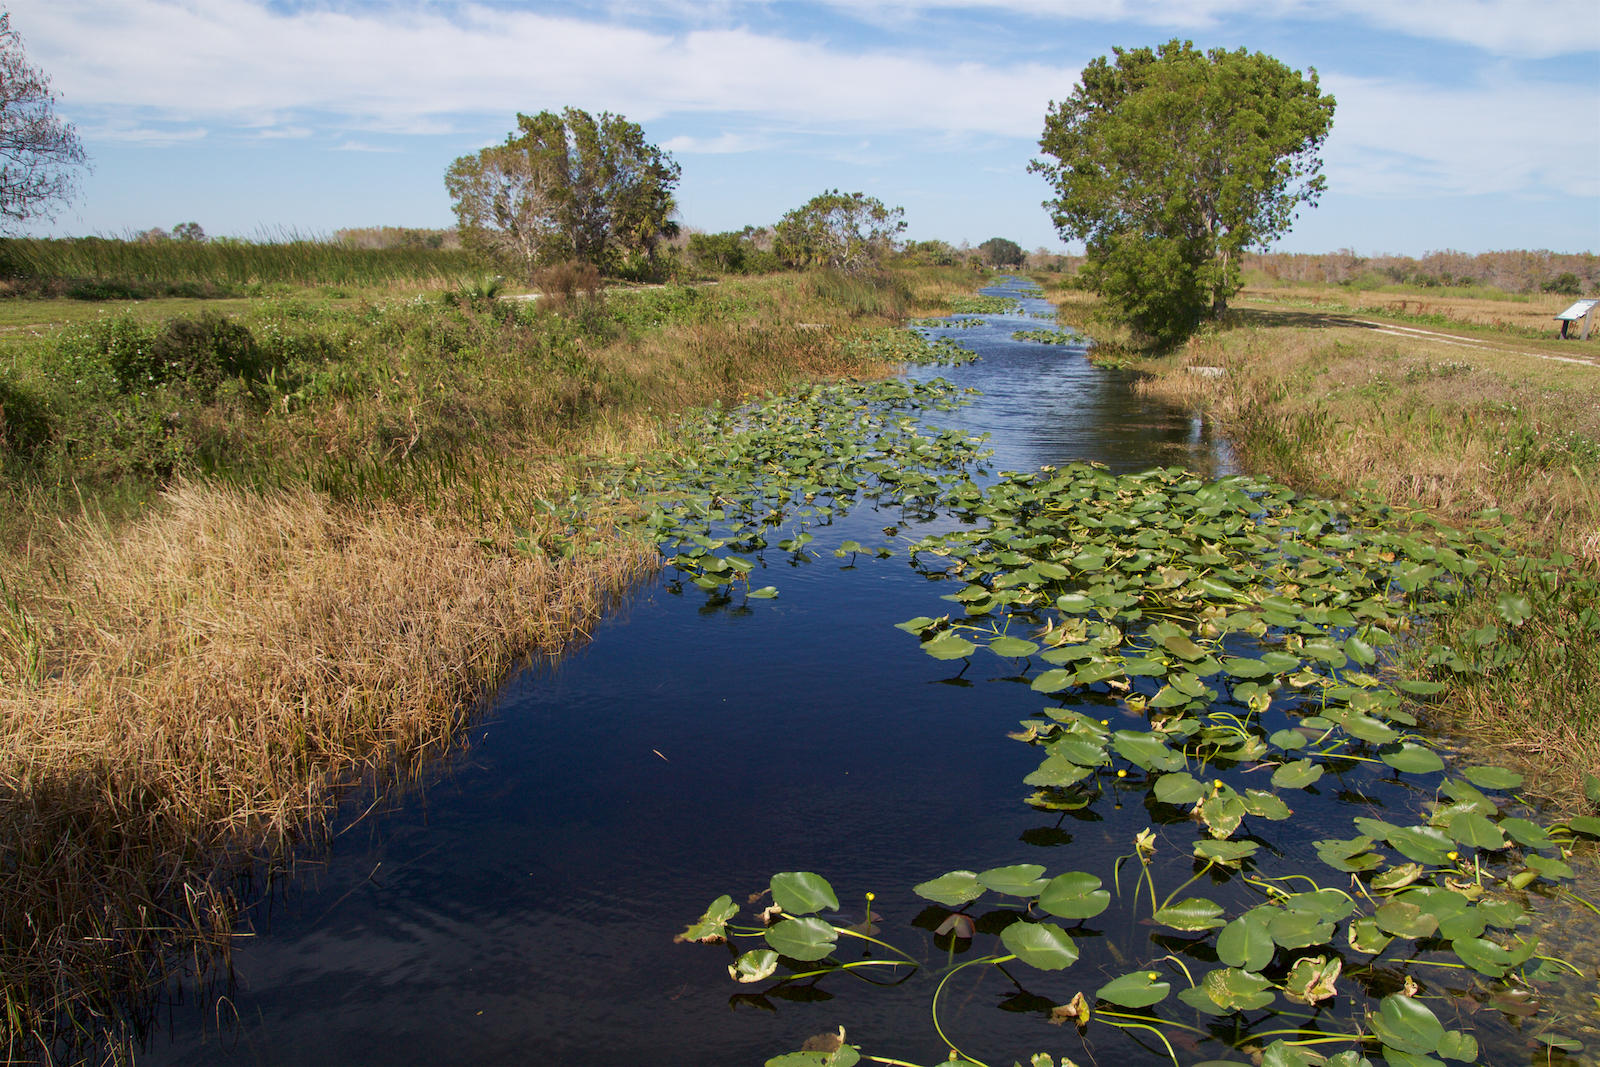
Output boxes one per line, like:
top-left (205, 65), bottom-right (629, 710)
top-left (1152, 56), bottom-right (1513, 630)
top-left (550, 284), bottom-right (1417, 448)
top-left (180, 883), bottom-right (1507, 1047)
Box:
top-left (0, 376), bottom-right (51, 457)
top-left (531, 260), bottom-right (603, 309)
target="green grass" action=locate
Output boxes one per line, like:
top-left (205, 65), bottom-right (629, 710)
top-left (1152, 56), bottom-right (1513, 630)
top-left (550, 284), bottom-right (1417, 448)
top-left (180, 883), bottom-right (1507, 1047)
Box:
top-left (0, 235), bottom-right (480, 298)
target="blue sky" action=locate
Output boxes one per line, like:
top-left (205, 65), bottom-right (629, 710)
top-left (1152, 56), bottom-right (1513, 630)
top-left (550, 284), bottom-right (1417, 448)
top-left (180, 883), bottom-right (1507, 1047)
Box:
top-left (12, 0), bottom-right (1599, 255)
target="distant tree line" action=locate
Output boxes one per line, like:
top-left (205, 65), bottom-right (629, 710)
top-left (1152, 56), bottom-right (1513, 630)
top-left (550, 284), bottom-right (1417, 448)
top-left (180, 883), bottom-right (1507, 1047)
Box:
top-left (1243, 249), bottom-right (1596, 297)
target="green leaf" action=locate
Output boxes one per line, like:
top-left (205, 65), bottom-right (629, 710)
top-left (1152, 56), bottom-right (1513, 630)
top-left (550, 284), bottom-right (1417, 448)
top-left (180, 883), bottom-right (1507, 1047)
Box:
top-left (1451, 936), bottom-right (1520, 977)
top-left (1030, 668), bottom-right (1077, 692)
top-left (1445, 811), bottom-right (1506, 851)
top-left (989, 635), bottom-right (1040, 658)
top-left (913, 870), bottom-right (983, 908)
top-left (1038, 871), bottom-right (1111, 920)
top-left (922, 631), bottom-right (976, 660)
top-left (977, 863), bottom-right (1049, 897)
top-left (1437, 1031), bottom-right (1479, 1063)
top-left (677, 894), bottom-right (738, 943)
top-left (1154, 897), bottom-right (1227, 932)
top-left (1348, 916), bottom-right (1393, 955)
top-left (1266, 909), bottom-right (1333, 950)
top-left (1344, 635), bottom-right (1376, 666)
top-left (1000, 920), bottom-right (1080, 971)
top-left (766, 1041), bottom-right (861, 1067)
top-left (1272, 759), bottom-right (1323, 790)
top-left (1494, 592), bottom-right (1533, 626)
top-left (1195, 839), bottom-right (1258, 867)
top-left (747, 586), bottom-right (780, 599)
top-left (1375, 900), bottom-right (1439, 939)
top-left (1500, 817), bottom-right (1554, 851)
top-left (1154, 771), bottom-right (1206, 805)
top-left (1161, 633), bottom-right (1207, 660)
top-left (1381, 742), bottom-right (1446, 775)
top-left (1216, 915), bottom-right (1274, 971)
top-left (1200, 966), bottom-right (1275, 1011)
top-left (1113, 730), bottom-right (1185, 772)
top-left (1096, 969), bottom-right (1170, 1008)
top-left (1023, 755), bottom-right (1096, 787)
top-left (1570, 814), bottom-right (1600, 837)
top-left (765, 916), bottom-right (838, 961)
top-left (771, 872), bottom-right (839, 915)
top-left (1385, 825), bottom-right (1455, 865)
top-left (730, 949), bottom-right (780, 983)
top-left (1283, 955), bottom-right (1340, 1005)
top-left (1369, 994), bottom-right (1445, 1055)
top-left (1462, 764), bottom-right (1523, 790)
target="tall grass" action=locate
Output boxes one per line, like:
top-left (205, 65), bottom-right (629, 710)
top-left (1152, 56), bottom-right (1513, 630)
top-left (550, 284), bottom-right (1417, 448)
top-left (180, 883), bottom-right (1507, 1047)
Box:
top-left (0, 236), bottom-right (480, 297)
top-left (0, 268), bottom-right (953, 1061)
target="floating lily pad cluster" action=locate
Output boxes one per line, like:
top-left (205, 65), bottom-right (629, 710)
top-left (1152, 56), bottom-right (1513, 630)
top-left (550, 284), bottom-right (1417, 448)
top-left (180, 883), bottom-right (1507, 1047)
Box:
top-left (591, 375), bottom-right (993, 598)
top-left (1010, 328), bottom-right (1079, 345)
top-left (947, 295), bottom-right (1023, 316)
top-left (672, 297), bottom-right (1597, 1065)
top-left (844, 328), bottom-right (982, 366)
top-left (909, 315), bottom-right (987, 331)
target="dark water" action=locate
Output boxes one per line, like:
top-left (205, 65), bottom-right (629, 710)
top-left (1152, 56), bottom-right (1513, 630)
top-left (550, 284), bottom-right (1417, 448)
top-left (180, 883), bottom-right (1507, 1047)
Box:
top-left (144, 281), bottom-right (1257, 1064)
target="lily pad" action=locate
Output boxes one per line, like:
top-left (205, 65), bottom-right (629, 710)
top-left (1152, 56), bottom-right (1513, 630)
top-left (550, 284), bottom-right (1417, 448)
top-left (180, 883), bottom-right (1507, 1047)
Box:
top-left (772, 872), bottom-right (839, 915)
top-left (913, 870), bottom-right (984, 908)
top-left (1096, 969), bottom-right (1170, 1008)
top-left (765, 916), bottom-right (838, 962)
top-left (1000, 920), bottom-right (1080, 971)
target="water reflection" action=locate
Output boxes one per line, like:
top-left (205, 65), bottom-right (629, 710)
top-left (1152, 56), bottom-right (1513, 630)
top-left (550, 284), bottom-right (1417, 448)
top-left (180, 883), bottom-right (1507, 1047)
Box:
top-left (141, 284), bottom-right (1294, 1066)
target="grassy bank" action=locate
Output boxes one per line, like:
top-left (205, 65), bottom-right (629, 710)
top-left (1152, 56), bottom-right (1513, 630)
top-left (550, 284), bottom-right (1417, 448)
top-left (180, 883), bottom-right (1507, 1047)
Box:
top-left (1051, 285), bottom-right (1600, 806)
top-left (0, 266), bottom-right (969, 1061)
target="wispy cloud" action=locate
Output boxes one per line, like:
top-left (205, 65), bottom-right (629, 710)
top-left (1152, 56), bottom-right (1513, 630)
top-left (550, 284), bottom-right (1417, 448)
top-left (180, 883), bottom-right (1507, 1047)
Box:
top-left (660, 132), bottom-right (766, 154)
top-left (792, 0), bottom-right (1598, 58)
top-left (1323, 72), bottom-right (1599, 199)
top-left (80, 122), bottom-right (208, 146)
top-left (13, 0), bottom-right (1074, 138)
top-left (333, 140), bottom-right (400, 153)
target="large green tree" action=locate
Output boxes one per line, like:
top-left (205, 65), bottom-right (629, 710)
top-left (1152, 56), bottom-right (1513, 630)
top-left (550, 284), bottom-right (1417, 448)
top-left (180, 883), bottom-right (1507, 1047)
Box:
top-left (979, 237), bottom-right (1025, 267)
top-left (1031, 40), bottom-right (1334, 343)
top-left (445, 107), bottom-right (680, 276)
top-left (773, 190), bottom-right (906, 274)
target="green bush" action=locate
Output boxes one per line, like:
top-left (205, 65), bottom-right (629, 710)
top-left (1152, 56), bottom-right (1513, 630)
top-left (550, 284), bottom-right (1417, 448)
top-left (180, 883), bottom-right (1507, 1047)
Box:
top-left (0, 375), bottom-right (51, 457)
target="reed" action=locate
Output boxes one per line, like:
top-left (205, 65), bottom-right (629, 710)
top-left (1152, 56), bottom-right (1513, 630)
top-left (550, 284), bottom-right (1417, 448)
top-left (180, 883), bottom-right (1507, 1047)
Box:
top-left (0, 236), bottom-right (479, 298)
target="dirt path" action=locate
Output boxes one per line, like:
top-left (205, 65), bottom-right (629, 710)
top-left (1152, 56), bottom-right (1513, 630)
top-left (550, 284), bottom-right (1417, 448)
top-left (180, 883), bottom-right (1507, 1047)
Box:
top-left (1344, 318), bottom-right (1600, 369)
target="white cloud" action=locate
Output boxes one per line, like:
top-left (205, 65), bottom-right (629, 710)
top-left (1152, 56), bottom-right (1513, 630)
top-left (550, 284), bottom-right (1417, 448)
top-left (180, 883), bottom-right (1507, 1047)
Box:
top-left (797, 0), bottom-right (1599, 58)
top-left (334, 140), bottom-right (400, 153)
top-left (81, 123), bottom-right (209, 146)
top-left (660, 132), bottom-right (765, 154)
top-left (1322, 71), bottom-right (1600, 199)
top-left (10, 0), bottom-right (1076, 138)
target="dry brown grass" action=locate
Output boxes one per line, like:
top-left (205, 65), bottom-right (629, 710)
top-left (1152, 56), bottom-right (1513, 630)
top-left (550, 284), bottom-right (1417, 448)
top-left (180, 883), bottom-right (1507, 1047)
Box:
top-left (1, 480), bottom-right (655, 1059)
top-left (0, 267), bottom-right (963, 1059)
top-left (1237, 281), bottom-right (1578, 335)
top-left (1129, 318), bottom-right (1600, 560)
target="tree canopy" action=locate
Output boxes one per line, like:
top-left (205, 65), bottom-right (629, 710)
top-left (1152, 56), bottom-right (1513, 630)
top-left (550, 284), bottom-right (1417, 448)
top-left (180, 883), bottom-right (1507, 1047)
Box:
top-left (1031, 40), bottom-right (1334, 343)
top-left (445, 107), bottom-right (680, 277)
top-left (979, 237), bottom-right (1024, 267)
top-left (0, 13), bottom-right (87, 230)
top-left (773, 190), bottom-right (906, 274)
